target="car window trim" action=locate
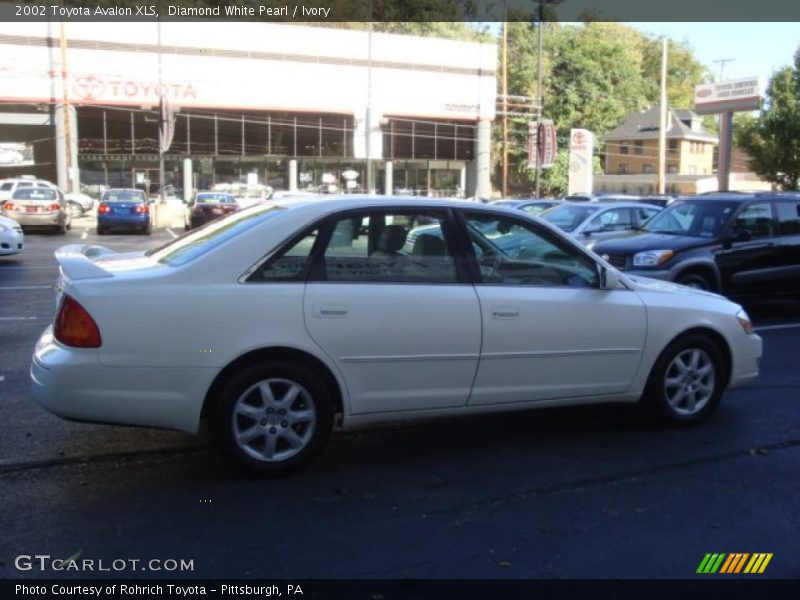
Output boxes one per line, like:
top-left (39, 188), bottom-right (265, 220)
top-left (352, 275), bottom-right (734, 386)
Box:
top-left (244, 205), bottom-right (472, 285)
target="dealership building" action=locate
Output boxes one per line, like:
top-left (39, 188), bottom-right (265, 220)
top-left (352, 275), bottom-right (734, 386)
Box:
top-left (0, 22), bottom-right (497, 198)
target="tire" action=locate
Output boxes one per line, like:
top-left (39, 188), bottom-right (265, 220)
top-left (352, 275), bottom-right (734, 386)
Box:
top-left (66, 202), bottom-right (83, 218)
top-left (210, 362), bottom-right (334, 475)
top-left (676, 272), bottom-right (712, 291)
top-left (640, 334), bottom-right (726, 425)
top-left (97, 226), bottom-right (106, 235)
top-left (56, 223), bottom-right (67, 234)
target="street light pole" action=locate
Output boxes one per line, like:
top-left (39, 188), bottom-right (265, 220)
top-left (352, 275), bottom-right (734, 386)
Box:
top-left (365, 0), bottom-right (374, 195)
top-left (58, 22), bottom-right (73, 193)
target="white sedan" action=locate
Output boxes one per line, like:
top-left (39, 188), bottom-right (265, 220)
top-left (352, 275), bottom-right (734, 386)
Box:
top-left (31, 197), bottom-right (762, 474)
top-left (0, 214), bottom-right (24, 255)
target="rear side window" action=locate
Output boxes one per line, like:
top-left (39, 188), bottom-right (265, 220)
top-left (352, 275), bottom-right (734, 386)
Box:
top-left (775, 202), bottom-right (800, 235)
top-left (734, 202), bottom-right (774, 238)
top-left (0, 182), bottom-right (13, 191)
top-left (252, 228), bottom-right (321, 282)
top-left (318, 210), bottom-right (458, 284)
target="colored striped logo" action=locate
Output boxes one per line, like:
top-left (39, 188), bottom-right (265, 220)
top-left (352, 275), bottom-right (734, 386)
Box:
top-left (696, 553), bottom-right (773, 574)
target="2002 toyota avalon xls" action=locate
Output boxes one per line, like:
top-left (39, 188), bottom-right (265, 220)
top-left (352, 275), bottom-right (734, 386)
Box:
top-left (31, 197), bottom-right (762, 474)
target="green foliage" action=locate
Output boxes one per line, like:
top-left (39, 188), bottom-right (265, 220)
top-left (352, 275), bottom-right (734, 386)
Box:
top-left (501, 22), bottom-right (710, 196)
top-left (737, 49), bottom-right (800, 190)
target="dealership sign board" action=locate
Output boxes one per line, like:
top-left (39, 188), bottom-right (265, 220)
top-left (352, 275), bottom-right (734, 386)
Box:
top-left (568, 129), bottom-right (594, 195)
top-left (694, 77), bottom-right (761, 115)
top-left (0, 22), bottom-right (496, 121)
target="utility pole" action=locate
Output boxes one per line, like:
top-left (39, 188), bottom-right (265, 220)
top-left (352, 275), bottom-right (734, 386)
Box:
top-left (713, 58), bottom-right (735, 81)
top-left (657, 37), bottom-right (668, 195)
top-left (534, 1), bottom-right (544, 198)
top-left (157, 20), bottom-right (166, 204)
top-left (501, 19), bottom-right (508, 197)
top-left (58, 22), bottom-right (73, 193)
top-left (365, 0), bottom-right (374, 195)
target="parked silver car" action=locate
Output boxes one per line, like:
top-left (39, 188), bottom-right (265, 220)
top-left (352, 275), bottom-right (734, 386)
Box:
top-left (2, 186), bottom-right (71, 233)
top-left (540, 202), bottom-right (661, 244)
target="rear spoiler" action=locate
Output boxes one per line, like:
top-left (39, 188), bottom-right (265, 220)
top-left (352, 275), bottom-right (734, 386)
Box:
top-left (54, 244), bottom-right (116, 281)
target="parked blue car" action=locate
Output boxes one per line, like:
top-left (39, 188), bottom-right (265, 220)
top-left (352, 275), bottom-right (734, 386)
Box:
top-left (97, 189), bottom-right (152, 235)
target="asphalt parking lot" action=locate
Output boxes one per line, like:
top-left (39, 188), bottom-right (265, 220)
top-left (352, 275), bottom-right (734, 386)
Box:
top-left (1, 214), bottom-right (799, 579)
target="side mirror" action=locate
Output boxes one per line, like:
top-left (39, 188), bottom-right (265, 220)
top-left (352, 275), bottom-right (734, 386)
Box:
top-left (598, 265), bottom-right (620, 290)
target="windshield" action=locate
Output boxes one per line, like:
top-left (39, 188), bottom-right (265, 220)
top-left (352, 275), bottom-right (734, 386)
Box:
top-left (102, 190), bottom-right (147, 203)
top-left (146, 203), bottom-right (285, 266)
top-left (541, 204), bottom-right (600, 232)
top-left (196, 193), bottom-right (237, 204)
top-left (12, 188), bottom-right (57, 201)
top-left (642, 200), bottom-right (738, 238)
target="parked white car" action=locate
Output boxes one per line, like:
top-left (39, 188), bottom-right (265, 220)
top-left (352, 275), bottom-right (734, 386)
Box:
top-left (32, 197), bottom-right (762, 474)
top-left (0, 177), bottom-right (56, 202)
top-left (0, 214), bottom-right (24, 255)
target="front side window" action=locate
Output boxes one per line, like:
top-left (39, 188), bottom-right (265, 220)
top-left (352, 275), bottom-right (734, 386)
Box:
top-left (734, 202), bottom-right (774, 238)
top-left (463, 212), bottom-right (598, 288)
top-left (319, 210), bottom-right (458, 284)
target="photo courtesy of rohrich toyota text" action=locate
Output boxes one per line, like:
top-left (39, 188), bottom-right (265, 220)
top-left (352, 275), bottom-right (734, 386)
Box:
top-left (1, 0), bottom-right (799, 598)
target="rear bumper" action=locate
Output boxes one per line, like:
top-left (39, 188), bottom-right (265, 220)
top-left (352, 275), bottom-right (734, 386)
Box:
top-left (31, 327), bottom-right (212, 433)
top-left (7, 212), bottom-right (66, 228)
top-left (98, 215), bottom-right (150, 229)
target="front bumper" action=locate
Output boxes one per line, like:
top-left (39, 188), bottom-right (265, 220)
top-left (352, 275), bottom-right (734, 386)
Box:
top-left (31, 327), bottom-right (211, 433)
top-left (729, 332), bottom-right (763, 390)
top-left (0, 229), bottom-right (23, 254)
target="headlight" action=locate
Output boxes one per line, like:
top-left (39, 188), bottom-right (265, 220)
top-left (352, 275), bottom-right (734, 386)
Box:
top-left (736, 309), bottom-right (754, 335)
top-left (632, 249), bottom-right (674, 267)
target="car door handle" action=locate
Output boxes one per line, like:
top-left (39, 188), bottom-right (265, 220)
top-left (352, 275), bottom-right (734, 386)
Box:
top-left (491, 308), bottom-right (519, 319)
top-left (314, 303), bottom-right (348, 318)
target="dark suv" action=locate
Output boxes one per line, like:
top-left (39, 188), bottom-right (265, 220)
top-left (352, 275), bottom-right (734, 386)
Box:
top-left (590, 192), bottom-right (800, 298)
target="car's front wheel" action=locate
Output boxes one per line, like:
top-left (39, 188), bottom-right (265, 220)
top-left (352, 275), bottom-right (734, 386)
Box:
top-left (210, 362), bottom-right (334, 475)
top-left (641, 334), bottom-right (726, 424)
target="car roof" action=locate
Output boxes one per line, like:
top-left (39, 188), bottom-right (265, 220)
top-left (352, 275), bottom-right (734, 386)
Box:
top-left (688, 192), bottom-right (800, 201)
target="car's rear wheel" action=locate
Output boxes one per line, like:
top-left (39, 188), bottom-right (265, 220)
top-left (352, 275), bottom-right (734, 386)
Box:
top-left (210, 362), bottom-right (334, 475)
top-left (66, 202), bottom-right (83, 218)
top-left (676, 272), bottom-right (712, 291)
top-left (641, 334), bottom-right (726, 424)
top-left (97, 225), bottom-right (106, 235)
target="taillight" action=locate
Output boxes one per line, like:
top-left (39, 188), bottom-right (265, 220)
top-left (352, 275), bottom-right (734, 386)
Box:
top-left (98, 203), bottom-right (110, 214)
top-left (54, 295), bottom-right (102, 348)
top-left (3, 202), bottom-right (14, 211)
top-left (48, 203), bottom-right (61, 211)
top-left (134, 204), bottom-right (149, 214)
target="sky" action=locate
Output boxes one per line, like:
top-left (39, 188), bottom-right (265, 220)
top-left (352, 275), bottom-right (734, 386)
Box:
top-left (629, 23), bottom-right (799, 84)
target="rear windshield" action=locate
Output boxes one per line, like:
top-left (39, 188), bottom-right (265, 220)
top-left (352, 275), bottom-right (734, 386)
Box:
top-left (196, 193), bottom-right (237, 204)
top-left (12, 188), bottom-right (57, 201)
top-left (146, 204), bottom-right (286, 266)
top-left (102, 190), bottom-right (147, 203)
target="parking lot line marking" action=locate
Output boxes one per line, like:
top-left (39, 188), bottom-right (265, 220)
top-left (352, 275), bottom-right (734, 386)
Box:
top-left (0, 375), bottom-right (4, 383)
top-left (166, 228), bottom-right (178, 239)
top-left (81, 229), bottom-right (88, 239)
top-left (0, 285), bottom-right (53, 290)
top-left (0, 316), bottom-right (38, 321)
top-left (754, 322), bottom-right (800, 332)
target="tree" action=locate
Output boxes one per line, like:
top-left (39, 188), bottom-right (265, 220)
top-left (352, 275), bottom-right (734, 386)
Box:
top-left (738, 49), bottom-right (800, 190)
